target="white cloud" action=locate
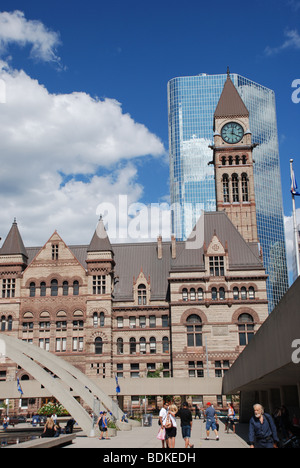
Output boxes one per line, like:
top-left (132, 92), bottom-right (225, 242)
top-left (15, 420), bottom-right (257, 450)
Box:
top-left (265, 29), bottom-right (300, 56)
top-left (0, 10), bottom-right (62, 65)
top-left (0, 61), bottom-right (166, 247)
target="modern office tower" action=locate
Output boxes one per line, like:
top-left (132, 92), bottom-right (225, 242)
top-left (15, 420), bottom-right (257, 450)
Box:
top-left (168, 72), bottom-right (289, 313)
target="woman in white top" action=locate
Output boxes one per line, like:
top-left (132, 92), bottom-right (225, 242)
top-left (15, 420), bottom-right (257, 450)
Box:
top-left (165, 404), bottom-right (178, 448)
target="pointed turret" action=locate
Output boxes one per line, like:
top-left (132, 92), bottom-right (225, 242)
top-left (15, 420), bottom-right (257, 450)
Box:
top-left (87, 217), bottom-right (113, 254)
top-left (0, 219), bottom-right (28, 260)
top-left (86, 218), bottom-right (115, 288)
top-left (214, 72), bottom-right (249, 121)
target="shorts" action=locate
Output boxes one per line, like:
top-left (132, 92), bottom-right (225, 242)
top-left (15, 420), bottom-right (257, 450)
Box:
top-left (206, 419), bottom-right (217, 431)
top-left (100, 426), bottom-right (107, 432)
top-left (181, 425), bottom-right (191, 439)
top-left (166, 427), bottom-right (177, 438)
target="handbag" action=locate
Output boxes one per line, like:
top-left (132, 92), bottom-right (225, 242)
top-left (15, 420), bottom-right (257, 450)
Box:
top-left (165, 415), bottom-right (173, 429)
top-left (157, 428), bottom-right (166, 440)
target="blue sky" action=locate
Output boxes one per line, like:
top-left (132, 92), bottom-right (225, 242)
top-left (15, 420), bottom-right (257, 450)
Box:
top-left (0, 0), bottom-right (299, 277)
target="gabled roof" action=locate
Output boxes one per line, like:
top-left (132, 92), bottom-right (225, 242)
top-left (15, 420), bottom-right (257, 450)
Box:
top-left (0, 220), bottom-right (28, 258)
top-left (214, 74), bottom-right (249, 119)
top-left (87, 217), bottom-right (113, 253)
top-left (172, 212), bottom-right (263, 271)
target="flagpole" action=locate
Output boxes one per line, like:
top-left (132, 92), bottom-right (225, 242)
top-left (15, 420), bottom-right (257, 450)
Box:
top-left (290, 159), bottom-right (300, 278)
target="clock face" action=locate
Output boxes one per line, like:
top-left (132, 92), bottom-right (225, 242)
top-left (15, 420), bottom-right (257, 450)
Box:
top-left (221, 122), bottom-right (244, 144)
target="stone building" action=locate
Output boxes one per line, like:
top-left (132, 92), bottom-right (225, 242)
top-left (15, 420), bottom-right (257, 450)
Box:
top-left (0, 74), bottom-right (269, 412)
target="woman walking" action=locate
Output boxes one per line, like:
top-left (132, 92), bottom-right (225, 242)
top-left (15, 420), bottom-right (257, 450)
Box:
top-left (165, 404), bottom-right (178, 448)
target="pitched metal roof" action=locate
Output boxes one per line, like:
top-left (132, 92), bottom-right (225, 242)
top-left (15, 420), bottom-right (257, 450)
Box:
top-left (20, 212), bottom-right (264, 302)
top-left (172, 212), bottom-right (263, 271)
top-left (0, 220), bottom-right (28, 258)
top-left (214, 75), bottom-right (249, 119)
top-left (87, 218), bottom-right (113, 253)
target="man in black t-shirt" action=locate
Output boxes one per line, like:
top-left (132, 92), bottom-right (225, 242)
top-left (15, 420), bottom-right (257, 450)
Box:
top-left (176, 402), bottom-right (194, 448)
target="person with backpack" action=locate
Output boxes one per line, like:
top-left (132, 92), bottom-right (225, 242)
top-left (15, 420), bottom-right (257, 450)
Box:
top-left (249, 404), bottom-right (279, 448)
top-left (97, 411), bottom-right (110, 440)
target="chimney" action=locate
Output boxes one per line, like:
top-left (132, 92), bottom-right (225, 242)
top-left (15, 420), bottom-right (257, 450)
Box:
top-left (171, 235), bottom-right (176, 259)
top-left (157, 235), bottom-right (162, 260)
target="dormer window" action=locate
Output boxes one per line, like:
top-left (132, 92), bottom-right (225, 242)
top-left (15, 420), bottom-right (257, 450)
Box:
top-left (138, 284), bottom-right (147, 305)
top-left (209, 256), bottom-right (224, 277)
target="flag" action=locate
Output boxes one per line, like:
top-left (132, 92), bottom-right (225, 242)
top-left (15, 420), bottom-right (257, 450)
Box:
top-left (115, 375), bottom-right (120, 394)
top-left (17, 378), bottom-right (24, 396)
top-left (291, 166), bottom-right (300, 196)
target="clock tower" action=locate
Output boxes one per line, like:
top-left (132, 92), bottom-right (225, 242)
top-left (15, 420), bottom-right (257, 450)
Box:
top-left (211, 71), bottom-right (258, 244)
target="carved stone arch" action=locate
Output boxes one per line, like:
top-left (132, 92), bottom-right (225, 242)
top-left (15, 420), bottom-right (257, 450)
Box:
top-left (22, 311), bottom-right (34, 320)
top-left (180, 308), bottom-right (208, 325)
top-left (231, 307), bottom-right (260, 324)
top-left (24, 277), bottom-right (38, 288)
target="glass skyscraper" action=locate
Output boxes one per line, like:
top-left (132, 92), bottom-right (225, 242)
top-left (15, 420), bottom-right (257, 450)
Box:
top-left (168, 73), bottom-right (289, 313)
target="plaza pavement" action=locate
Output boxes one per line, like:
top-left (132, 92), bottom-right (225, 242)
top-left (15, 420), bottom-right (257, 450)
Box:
top-left (65, 419), bottom-right (249, 449)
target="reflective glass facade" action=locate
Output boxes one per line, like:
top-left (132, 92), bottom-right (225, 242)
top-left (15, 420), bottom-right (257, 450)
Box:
top-left (168, 73), bottom-right (289, 313)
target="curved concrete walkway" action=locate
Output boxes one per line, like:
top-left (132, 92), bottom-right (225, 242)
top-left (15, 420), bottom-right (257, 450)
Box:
top-left (65, 419), bottom-right (249, 449)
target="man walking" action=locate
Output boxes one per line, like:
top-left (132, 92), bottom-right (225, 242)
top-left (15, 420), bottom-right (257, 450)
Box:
top-left (176, 402), bottom-right (194, 448)
top-left (159, 401), bottom-right (169, 448)
top-left (205, 403), bottom-right (219, 441)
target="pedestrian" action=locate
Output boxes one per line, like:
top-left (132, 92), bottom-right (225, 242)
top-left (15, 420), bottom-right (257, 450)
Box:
top-left (194, 404), bottom-right (201, 419)
top-left (226, 403), bottom-right (236, 434)
top-left (249, 404), bottom-right (279, 448)
top-left (165, 404), bottom-right (178, 449)
top-left (177, 402), bottom-right (194, 448)
top-left (97, 411), bottom-right (110, 440)
top-left (205, 402), bottom-right (219, 441)
top-left (159, 401), bottom-right (169, 448)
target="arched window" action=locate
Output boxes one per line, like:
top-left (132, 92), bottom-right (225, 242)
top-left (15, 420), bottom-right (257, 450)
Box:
top-left (150, 337), bottom-right (156, 354)
top-left (197, 288), bottom-right (204, 301)
top-left (221, 156), bottom-right (226, 166)
top-left (139, 337), bottom-right (146, 354)
top-left (73, 281), bottom-right (79, 296)
top-left (241, 287), bottom-right (247, 300)
top-left (51, 279), bottom-right (58, 297)
top-left (1, 316), bottom-right (6, 332)
top-left (186, 315), bottom-right (202, 347)
top-left (211, 287), bottom-right (218, 301)
top-left (30, 282), bottom-right (36, 297)
top-left (249, 287), bottom-right (255, 300)
top-left (95, 337), bottom-right (103, 355)
top-left (117, 338), bottom-right (123, 355)
top-left (138, 284), bottom-right (147, 305)
top-left (162, 336), bottom-right (169, 353)
top-left (232, 174), bottom-right (239, 202)
top-left (63, 281), bottom-right (69, 296)
top-left (100, 312), bottom-right (105, 327)
top-left (190, 288), bottom-right (196, 301)
top-left (219, 287), bottom-right (225, 300)
top-left (7, 316), bottom-right (13, 331)
top-left (130, 337), bottom-right (136, 354)
top-left (40, 282), bottom-right (46, 297)
top-left (93, 312), bottom-right (98, 328)
top-left (233, 287), bottom-right (239, 300)
top-left (222, 174), bottom-right (230, 203)
top-left (242, 155), bottom-right (247, 165)
top-left (182, 288), bottom-right (188, 301)
top-left (228, 156), bottom-right (233, 166)
top-left (242, 173), bottom-right (249, 202)
top-left (235, 156), bottom-right (240, 165)
top-left (238, 314), bottom-right (254, 346)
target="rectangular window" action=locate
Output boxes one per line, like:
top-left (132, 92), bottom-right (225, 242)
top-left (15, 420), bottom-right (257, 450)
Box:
top-left (209, 256), bottom-right (224, 276)
top-left (2, 279), bottom-right (16, 298)
top-left (93, 276), bottom-right (106, 295)
top-left (52, 244), bottom-right (59, 260)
